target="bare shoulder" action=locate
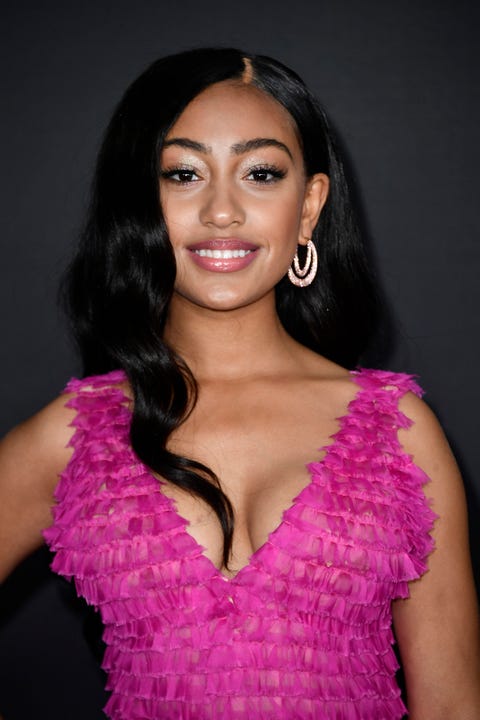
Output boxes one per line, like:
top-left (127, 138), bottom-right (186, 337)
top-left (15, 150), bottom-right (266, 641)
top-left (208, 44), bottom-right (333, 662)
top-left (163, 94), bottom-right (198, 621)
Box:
top-left (397, 391), bottom-right (461, 492)
top-left (2, 391), bottom-right (77, 478)
top-left (0, 391), bottom-right (77, 581)
top-left (397, 390), bottom-right (468, 536)
top-left (398, 389), bottom-right (444, 439)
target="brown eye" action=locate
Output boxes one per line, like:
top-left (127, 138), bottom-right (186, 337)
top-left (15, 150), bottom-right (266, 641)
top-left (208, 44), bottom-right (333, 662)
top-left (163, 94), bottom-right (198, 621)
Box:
top-left (161, 168), bottom-right (199, 183)
top-left (247, 166), bottom-right (287, 184)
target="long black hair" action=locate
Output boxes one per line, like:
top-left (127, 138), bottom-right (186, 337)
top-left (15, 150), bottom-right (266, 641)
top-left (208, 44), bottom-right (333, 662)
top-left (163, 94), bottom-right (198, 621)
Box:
top-left (65, 47), bottom-right (378, 568)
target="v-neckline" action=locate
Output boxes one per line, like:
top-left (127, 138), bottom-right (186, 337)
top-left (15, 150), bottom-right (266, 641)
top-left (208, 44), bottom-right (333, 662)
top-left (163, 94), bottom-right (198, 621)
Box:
top-left (127, 370), bottom-right (363, 586)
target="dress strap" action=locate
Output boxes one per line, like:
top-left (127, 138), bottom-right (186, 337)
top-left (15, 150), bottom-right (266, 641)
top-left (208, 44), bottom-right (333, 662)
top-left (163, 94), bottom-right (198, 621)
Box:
top-left (351, 367), bottom-right (423, 398)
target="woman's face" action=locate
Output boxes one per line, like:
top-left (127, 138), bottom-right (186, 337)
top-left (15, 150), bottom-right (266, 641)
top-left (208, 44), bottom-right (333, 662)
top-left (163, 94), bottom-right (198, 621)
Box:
top-left (159, 80), bottom-right (328, 312)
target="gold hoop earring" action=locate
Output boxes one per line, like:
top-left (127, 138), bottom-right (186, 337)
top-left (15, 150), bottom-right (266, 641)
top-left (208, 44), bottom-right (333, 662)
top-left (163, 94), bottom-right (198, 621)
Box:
top-left (288, 239), bottom-right (318, 287)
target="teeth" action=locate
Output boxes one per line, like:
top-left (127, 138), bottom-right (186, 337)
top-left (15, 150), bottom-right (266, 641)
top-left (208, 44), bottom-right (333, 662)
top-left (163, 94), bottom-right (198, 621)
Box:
top-left (194, 249), bottom-right (252, 258)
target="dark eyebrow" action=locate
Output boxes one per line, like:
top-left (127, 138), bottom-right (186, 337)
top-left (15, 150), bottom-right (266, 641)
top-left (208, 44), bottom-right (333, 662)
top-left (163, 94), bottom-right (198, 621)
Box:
top-left (162, 136), bottom-right (293, 160)
top-left (162, 138), bottom-right (211, 153)
top-left (231, 138), bottom-right (293, 160)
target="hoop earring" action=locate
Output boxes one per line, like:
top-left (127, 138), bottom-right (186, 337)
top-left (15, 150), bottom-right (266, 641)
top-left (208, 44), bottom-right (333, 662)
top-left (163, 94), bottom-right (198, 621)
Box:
top-left (288, 239), bottom-right (318, 287)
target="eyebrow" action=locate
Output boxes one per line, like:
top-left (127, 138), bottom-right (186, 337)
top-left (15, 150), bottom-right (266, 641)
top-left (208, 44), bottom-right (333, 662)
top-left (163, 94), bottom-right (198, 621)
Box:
top-left (162, 137), bottom-right (293, 160)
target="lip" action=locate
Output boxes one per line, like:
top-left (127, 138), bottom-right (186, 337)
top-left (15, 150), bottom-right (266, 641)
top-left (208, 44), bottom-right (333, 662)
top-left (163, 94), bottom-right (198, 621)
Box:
top-left (187, 238), bottom-right (259, 251)
top-left (187, 238), bottom-right (259, 273)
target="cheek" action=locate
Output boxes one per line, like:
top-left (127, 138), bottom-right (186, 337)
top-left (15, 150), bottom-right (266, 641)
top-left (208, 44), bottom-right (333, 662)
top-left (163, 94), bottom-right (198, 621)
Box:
top-left (266, 194), bottom-right (305, 242)
top-left (160, 196), bottom-right (194, 243)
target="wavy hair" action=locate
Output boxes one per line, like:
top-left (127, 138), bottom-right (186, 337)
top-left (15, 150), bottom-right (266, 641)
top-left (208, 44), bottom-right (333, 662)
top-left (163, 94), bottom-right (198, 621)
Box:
top-left (65, 47), bottom-right (378, 567)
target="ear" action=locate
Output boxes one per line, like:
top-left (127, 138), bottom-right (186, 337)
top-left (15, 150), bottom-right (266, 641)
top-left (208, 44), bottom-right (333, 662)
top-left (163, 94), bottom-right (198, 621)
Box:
top-left (299, 173), bottom-right (329, 245)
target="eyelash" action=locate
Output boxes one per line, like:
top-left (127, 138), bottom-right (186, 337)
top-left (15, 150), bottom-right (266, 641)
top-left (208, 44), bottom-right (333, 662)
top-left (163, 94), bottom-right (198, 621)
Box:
top-left (160, 164), bottom-right (287, 185)
top-left (246, 165), bottom-right (287, 183)
top-left (160, 167), bottom-right (198, 184)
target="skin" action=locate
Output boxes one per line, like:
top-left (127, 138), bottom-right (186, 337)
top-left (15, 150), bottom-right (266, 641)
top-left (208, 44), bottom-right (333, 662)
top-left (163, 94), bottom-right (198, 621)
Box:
top-left (0, 80), bottom-right (479, 717)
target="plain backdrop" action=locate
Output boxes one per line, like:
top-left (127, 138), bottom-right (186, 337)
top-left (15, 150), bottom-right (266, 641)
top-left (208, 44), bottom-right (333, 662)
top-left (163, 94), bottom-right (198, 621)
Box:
top-left (0, 1), bottom-right (479, 717)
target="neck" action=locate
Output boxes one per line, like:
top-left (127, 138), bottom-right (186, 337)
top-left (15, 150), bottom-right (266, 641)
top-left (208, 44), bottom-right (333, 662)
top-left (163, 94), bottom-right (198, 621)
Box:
top-left (163, 291), bottom-right (298, 382)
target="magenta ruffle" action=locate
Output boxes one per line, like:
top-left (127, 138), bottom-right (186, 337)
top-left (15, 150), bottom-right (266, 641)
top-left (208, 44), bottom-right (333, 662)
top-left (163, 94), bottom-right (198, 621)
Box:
top-left (43, 368), bottom-right (436, 719)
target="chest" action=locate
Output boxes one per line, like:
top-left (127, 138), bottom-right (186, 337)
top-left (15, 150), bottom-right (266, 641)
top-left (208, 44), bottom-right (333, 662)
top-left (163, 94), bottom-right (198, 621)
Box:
top-left (59, 401), bottom-right (414, 609)
top-left (162, 386), bottom-right (344, 576)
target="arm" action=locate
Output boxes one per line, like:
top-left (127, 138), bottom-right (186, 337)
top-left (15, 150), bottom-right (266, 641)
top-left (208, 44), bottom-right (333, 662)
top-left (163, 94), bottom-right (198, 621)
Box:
top-left (393, 393), bottom-right (480, 719)
top-left (0, 394), bottom-right (76, 583)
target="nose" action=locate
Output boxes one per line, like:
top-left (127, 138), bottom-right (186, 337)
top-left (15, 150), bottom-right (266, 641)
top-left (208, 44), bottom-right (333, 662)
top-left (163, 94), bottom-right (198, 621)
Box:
top-left (199, 182), bottom-right (245, 228)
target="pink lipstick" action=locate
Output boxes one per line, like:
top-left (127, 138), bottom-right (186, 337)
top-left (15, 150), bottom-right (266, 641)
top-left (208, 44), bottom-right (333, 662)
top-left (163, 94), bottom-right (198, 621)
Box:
top-left (187, 239), bottom-right (259, 272)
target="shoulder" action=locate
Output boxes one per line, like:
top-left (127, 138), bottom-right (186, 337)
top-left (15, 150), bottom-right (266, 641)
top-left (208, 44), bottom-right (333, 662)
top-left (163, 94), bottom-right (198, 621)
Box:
top-left (1, 369), bottom-right (129, 497)
top-left (1, 391), bottom-right (78, 498)
top-left (398, 393), bottom-right (467, 528)
top-left (0, 369), bottom-right (130, 580)
top-left (0, 390), bottom-right (76, 580)
top-left (352, 367), bottom-right (424, 399)
top-left (391, 378), bottom-right (454, 470)
top-left (4, 391), bottom-right (76, 458)
top-left (351, 368), bottom-right (459, 491)
top-left (62, 368), bottom-right (129, 399)
top-left (316, 363), bottom-right (457, 481)
top-left (298, 355), bottom-right (427, 417)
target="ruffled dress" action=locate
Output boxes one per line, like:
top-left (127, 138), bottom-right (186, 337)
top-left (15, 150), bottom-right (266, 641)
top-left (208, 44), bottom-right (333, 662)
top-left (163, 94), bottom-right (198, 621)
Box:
top-left (43, 368), bottom-right (436, 719)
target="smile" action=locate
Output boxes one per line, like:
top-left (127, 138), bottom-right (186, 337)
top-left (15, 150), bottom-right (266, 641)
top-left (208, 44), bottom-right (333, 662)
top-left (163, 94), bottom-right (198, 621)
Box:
top-left (193, 249), bottom-right (252, 259)
top-left (187, 240), bottom-right (258, 273)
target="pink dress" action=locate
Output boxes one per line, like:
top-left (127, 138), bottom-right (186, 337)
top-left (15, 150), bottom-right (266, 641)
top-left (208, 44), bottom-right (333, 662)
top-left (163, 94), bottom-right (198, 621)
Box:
top-left (43, 368), bottom-right (436, 719)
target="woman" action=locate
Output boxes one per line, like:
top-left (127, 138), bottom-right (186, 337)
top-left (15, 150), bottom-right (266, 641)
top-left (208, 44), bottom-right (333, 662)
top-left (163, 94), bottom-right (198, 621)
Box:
top-left (0, 48), bottom-right (478, 719)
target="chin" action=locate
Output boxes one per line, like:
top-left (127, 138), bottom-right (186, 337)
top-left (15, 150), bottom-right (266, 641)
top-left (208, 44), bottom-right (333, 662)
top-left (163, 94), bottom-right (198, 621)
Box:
top-left (179, 288), bottom-right (252, 310)
top-left (173, 282), bottom-right (272, 313)
top-left (200, 296), bottom-right (249, 311)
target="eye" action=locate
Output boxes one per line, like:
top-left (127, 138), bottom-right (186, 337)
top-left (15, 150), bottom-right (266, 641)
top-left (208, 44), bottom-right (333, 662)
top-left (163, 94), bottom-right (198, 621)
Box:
top-left (246, 165), bottom-right (287, 184)
top-left (160, 167), bottom-right (200, 184)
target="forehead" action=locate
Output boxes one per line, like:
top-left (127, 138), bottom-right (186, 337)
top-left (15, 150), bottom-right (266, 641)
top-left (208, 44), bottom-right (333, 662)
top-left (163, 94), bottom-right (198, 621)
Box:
top-left (165, 80), bottom-right (301, 152)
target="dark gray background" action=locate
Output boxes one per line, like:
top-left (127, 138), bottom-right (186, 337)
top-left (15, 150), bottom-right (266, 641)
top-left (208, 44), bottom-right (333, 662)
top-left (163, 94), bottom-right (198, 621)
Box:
top-left (1, 1), bottom-right (479, 717)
